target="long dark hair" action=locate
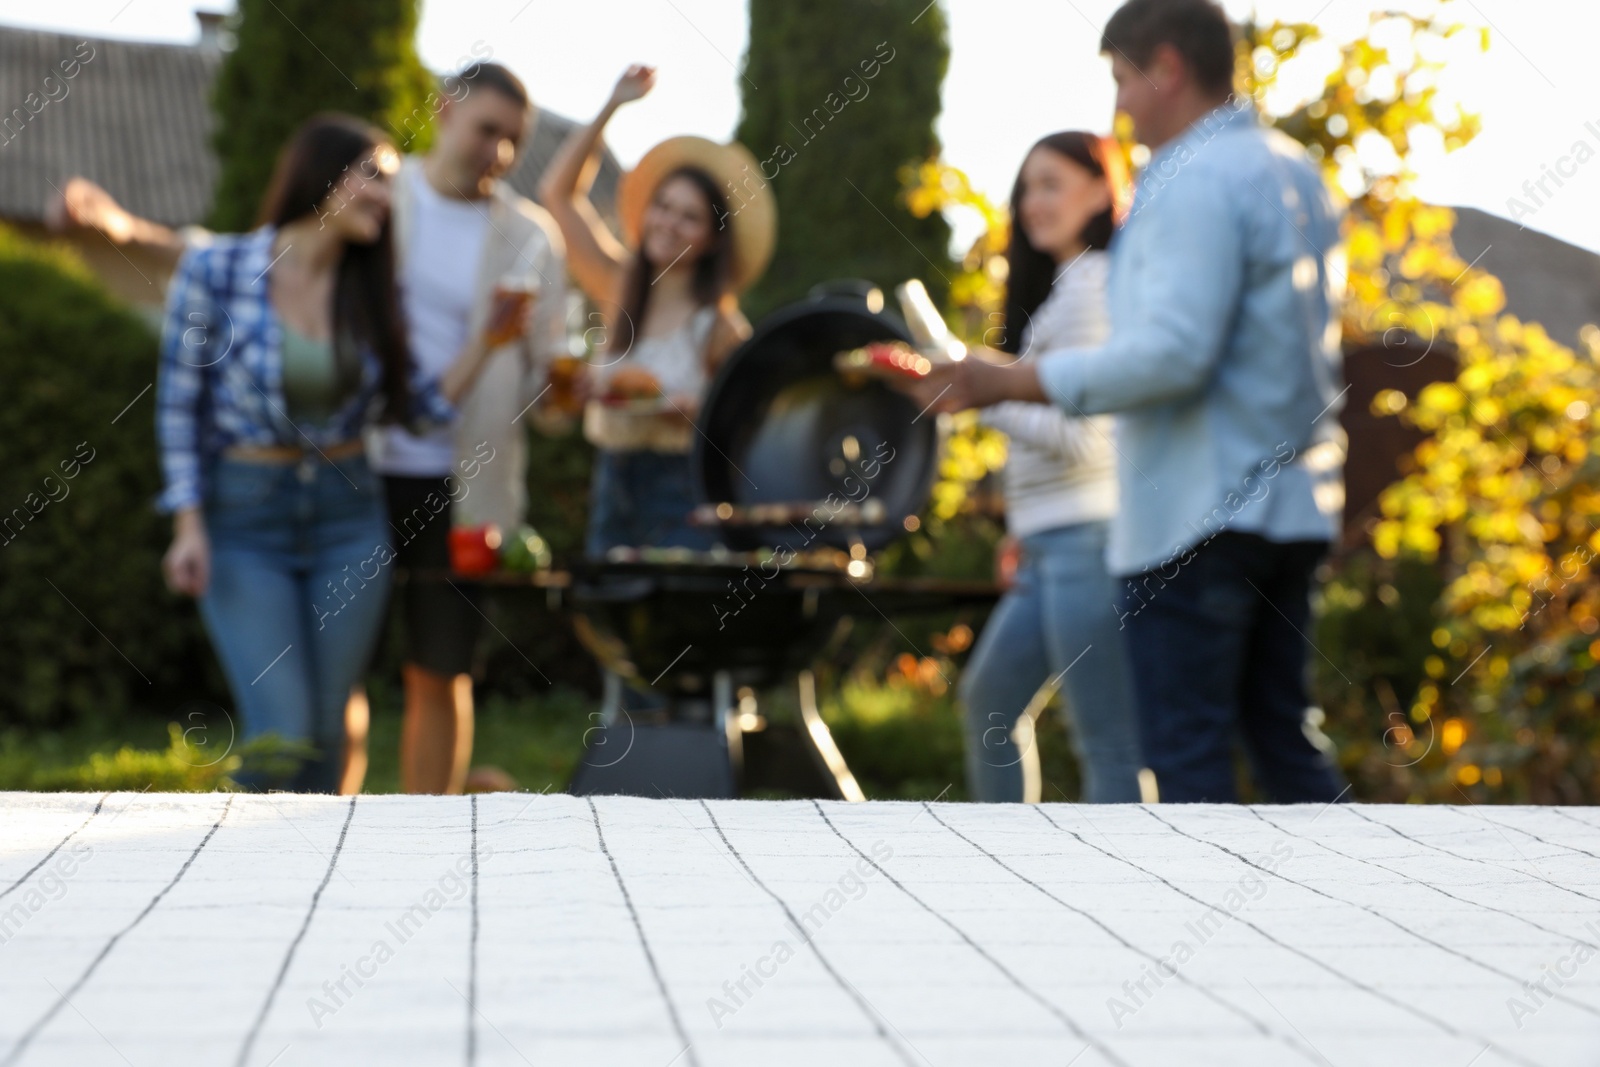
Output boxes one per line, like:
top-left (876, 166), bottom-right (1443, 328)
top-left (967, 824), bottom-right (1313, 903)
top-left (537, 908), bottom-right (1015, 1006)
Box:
top-left (256, 113), bottom-right (412, 423)
top-left (999, 132), bottom-right (1125, 356)
top-left (609, 166), bottom-right (734, 359)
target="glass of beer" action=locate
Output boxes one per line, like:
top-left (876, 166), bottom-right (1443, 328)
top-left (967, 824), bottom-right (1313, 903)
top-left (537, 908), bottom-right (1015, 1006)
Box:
top-left (487, 272), bottom-right (539, 347)
top-left (545, 354), bottom-right (584, 416)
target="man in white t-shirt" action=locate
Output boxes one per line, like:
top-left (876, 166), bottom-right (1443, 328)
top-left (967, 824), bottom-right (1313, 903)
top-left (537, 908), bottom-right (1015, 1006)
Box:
top-left (376, 167), bottom-right (492, 475)
top-left (370, 62), bottom-right (568, 795)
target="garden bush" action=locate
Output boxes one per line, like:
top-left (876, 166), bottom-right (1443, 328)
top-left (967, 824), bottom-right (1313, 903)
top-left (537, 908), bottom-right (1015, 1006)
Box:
top-left (0, 226), bottom-right (224, 729)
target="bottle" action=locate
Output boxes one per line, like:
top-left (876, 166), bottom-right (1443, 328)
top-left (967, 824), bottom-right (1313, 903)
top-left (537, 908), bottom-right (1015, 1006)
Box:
top-left (894, 279), bottom-right (966, 363)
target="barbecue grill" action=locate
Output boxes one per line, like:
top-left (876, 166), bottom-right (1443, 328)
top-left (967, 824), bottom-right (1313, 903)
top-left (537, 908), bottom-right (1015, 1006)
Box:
top-left (551, 281), bottom-right (996, 799)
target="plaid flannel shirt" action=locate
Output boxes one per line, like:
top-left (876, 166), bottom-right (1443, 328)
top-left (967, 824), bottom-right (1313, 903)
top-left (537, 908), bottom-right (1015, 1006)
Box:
top-left (155, 226), bottom-right (454, 513)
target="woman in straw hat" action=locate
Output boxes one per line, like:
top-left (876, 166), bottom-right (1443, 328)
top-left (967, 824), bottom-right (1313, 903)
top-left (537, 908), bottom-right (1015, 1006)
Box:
top-left (539, 64), bottom-right (775, 556)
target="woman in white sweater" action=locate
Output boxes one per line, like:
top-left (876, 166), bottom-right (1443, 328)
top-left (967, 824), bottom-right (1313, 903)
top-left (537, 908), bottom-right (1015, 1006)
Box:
top-left (960, 131), bottom-right (1143, 803)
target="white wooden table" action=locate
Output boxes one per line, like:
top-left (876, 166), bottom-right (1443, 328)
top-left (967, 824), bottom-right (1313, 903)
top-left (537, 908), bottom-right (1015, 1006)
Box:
top-left (2, 792), bottom-right (1597, 1066)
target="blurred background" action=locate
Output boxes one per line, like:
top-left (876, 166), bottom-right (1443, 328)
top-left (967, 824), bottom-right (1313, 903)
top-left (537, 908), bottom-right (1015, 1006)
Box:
top-left (2, 0), bottom-right (1598, 804)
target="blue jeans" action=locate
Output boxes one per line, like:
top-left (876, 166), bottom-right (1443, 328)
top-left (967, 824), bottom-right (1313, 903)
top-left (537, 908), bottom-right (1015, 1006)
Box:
top-left (1120, 531), bottom-right (1346, 803)
top-left (199, 454), bottom-right (392, 792)
top-left (961, 521), bottom-right (1143, 803)
top-left (585, 450), bottom-right (713, 557)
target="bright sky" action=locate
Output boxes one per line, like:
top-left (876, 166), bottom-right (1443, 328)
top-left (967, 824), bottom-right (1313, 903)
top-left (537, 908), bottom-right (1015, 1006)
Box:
top-left (3, 0), bottom-right (1596, 256)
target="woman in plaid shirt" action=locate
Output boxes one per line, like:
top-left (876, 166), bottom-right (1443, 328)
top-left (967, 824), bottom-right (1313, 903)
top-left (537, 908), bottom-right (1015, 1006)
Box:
top-left (156, 115), bottom-right (510, 792)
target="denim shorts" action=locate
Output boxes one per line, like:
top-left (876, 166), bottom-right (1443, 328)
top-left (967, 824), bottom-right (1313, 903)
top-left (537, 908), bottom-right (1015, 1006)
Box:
top-left (585, 449), bottom-right (714, 557)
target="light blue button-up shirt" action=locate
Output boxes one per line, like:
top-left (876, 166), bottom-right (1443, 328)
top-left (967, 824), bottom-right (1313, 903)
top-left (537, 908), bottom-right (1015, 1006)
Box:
top-left (1036, 101), bottom-right (1346, 578)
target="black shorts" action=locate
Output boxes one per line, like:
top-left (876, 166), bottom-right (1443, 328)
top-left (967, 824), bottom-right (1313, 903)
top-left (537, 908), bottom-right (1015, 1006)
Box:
top-left (383, 474), bottom-right (486, 677)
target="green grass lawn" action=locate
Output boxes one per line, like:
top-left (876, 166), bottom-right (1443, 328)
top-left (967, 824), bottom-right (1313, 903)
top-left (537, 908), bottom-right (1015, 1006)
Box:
top-left (820, 674), bottom-right (1083, 802)
top-left (0, 672), bottom-right (1092, 802)
top-left (355, 681), bottom-right (594, 795)
top-left (0, 681), bottom-right (595, 796)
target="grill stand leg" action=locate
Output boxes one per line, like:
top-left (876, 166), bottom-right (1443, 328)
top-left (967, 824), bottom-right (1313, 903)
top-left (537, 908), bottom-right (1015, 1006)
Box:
top-left (713, 670), bottom-right (744, 794)
top-left (797, 670), bottom-right (866, 802)
top-left (599, 671), bottom-right (624, 727)
top-left (572, 668), bottom-right (859, 801)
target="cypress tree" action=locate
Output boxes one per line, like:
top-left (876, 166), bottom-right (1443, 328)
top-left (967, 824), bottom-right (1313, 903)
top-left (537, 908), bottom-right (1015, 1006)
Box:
top-left (735, 0), bottom-right (953, 318)
top-left (207, 0), bottom-right (435, 230)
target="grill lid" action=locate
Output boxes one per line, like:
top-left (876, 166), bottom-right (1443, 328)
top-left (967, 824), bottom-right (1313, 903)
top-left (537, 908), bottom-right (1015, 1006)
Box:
top-left (693, 282), bottom-right (941, 553)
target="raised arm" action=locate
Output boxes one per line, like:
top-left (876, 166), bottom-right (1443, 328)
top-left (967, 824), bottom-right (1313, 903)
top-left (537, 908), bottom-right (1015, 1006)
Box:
top-left (536, 65), bottom-right (655, 305)
top-left (48, 177), bottom-right (194, 271)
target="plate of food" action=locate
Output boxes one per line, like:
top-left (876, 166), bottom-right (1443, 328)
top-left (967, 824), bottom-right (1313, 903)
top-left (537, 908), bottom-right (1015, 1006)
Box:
top-left (596, 367), bottom-right (675, 415)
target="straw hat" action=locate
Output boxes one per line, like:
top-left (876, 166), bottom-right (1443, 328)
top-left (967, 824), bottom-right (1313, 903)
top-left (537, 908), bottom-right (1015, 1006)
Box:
top-left (618, 136), bottom-right (776, 292)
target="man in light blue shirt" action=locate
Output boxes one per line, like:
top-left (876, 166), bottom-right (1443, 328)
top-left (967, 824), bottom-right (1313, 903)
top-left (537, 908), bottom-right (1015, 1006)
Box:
top-left (917, 0), bottom-right (1346, 803)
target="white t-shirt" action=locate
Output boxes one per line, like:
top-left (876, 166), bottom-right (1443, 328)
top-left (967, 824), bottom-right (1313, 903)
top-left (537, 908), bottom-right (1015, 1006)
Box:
top-left (372, 166), bottom-right (491, 477)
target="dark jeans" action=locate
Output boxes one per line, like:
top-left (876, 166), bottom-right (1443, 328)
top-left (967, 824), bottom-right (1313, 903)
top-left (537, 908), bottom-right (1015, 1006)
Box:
top-left (1119, 531), bottom-right (1345, 804)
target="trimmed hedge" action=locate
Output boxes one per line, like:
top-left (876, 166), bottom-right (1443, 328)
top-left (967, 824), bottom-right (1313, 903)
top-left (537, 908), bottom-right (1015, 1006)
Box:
top-left (736, 0), bottom-right (954, 318)
top-left (0, 227), bottom-right (223, 726)
top-left (208, 0), bottom-right (437, 231)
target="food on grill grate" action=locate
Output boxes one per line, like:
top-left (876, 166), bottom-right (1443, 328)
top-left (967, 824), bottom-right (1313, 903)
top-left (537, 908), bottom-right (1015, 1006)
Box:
top-left (598, 544), bottom-right (852, 570)
top-left (689, 499), bottom-right (888, 528)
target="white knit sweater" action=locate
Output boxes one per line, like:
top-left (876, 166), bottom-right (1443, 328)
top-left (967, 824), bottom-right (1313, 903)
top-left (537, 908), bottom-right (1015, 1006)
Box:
top-left (983, 251), bottom-right (1118, 537)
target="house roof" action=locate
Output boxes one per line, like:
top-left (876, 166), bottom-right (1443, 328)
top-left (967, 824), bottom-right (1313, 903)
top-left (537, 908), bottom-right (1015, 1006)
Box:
top-left (1451, 207), bottom-right (1600, 348)
top-left (0, 26), bottom-right (220, 227)
top-left (0, 22), bottom-right (619, 228)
